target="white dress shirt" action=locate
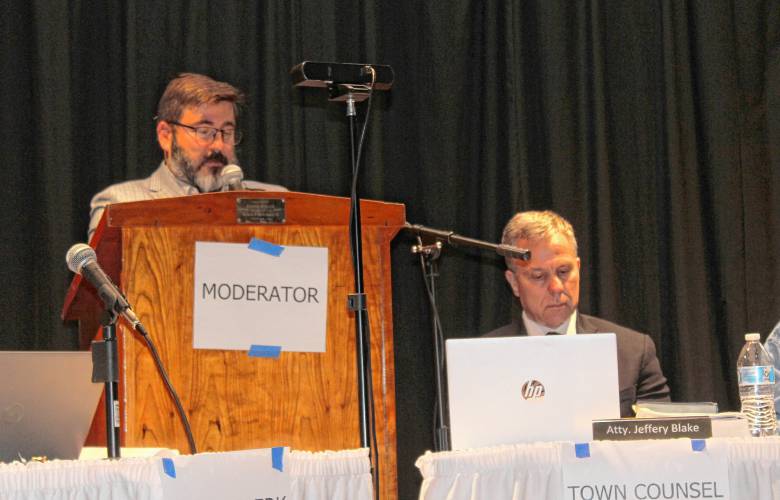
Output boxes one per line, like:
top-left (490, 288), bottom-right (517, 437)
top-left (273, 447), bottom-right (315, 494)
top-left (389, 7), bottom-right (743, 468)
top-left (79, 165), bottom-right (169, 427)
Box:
top-left (522, 310), bottom-right (578, 336)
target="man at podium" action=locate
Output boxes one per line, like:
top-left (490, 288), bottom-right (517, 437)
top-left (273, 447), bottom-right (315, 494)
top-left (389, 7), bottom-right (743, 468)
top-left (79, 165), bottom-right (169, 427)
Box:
top-left (485, 210), bottom-right (671, 416)
top-left (88, 72), bottom-right (286, 239)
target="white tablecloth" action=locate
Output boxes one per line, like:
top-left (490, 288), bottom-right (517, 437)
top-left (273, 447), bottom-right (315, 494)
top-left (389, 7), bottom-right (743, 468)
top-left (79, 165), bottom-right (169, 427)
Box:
top-left (0, 448), bottom-right (372, 500)
top-left (417, 437), bottom-right (780, 499)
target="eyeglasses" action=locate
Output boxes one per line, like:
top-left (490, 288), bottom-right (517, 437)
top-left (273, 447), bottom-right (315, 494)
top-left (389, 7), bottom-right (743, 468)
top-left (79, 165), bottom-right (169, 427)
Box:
top-left (169, 121), bottom-right (243, 146)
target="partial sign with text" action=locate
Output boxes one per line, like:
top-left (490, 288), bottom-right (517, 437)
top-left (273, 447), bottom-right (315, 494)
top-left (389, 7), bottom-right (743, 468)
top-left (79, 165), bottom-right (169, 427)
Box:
top-left (562, 440), bottom-right (729, 500)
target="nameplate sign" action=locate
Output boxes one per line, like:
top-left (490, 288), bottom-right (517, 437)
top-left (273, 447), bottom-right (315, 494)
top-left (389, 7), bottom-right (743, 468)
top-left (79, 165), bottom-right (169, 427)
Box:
top-left (593, 417), bottom-right (712, 441)
top-left (236, 198), bottom-right (285, 224)
top-left (159, 447), bottom-right (291, 499)
top-left (193, 241), bottom-right (328, 352)
top-left (562, 440), bottom-right (730, 500)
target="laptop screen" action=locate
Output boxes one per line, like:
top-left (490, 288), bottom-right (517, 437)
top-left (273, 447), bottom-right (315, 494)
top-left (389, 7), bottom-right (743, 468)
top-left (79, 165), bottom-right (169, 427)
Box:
top-left (0, 351), bottom-right (102, 462)
top-left (446, 334), bottom-right (620, 449)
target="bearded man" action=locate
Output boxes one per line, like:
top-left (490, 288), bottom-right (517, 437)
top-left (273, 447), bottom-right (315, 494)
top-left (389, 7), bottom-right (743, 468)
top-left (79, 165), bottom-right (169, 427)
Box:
top-left (88, 73), bottom-right (286, 240)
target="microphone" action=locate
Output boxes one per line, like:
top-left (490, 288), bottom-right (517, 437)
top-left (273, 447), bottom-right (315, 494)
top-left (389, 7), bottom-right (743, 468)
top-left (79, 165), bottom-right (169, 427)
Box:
top-left (66, 243), bottom-right (145, 332)
top-left (404, 222), bottom-right (531, 261)
top-left (495, 244), bottom-right (532, 261)
top-left (221, 164), bottom-right (244, 191)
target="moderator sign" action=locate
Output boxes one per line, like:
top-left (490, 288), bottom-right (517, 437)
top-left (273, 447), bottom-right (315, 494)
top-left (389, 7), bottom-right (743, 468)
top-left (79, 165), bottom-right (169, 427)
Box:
top-left (193, 241), bottom-right (328, 352)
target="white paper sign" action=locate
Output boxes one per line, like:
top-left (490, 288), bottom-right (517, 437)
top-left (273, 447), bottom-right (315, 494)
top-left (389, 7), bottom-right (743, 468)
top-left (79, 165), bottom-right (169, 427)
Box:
top-left (159, 447), bottom-right (291, 499)
top-left (562, 439), bottom-right (730, 500)
top-left (193, 240), bottom-right (328, 352)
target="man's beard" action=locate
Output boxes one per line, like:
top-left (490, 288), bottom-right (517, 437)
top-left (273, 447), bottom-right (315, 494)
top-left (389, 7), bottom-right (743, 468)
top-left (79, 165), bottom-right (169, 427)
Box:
top-left (168, 137), bottom-right (233, 193)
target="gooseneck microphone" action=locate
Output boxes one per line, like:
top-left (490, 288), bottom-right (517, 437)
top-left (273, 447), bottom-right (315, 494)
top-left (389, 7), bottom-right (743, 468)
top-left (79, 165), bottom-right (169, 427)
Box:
top-left (221, 164), bottom-right (244, 191)
top-left (66, 243), bottom-right (145, 333)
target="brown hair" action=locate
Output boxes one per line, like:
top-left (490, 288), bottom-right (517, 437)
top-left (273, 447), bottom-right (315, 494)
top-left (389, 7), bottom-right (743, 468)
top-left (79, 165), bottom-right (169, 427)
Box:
top-left (156, 73), bottom-right (245, 123)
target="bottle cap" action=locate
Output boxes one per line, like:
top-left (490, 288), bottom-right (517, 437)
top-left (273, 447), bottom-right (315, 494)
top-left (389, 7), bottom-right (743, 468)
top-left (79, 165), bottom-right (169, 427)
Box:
top-left (745, 333), bottom-right (761, 341)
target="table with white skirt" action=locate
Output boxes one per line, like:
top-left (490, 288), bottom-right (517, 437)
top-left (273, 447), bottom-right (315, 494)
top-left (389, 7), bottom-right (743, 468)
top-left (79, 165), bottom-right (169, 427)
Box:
top-left (0, 448), bottom-right (372, 500)
top-left (416, 437), bottom-right (780, 500)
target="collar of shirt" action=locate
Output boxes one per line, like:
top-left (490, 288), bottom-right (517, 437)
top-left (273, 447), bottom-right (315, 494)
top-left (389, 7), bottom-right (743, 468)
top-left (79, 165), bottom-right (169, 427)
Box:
top-left (522, 310), bottom-right (578, 336)
top-left (152, 161), bottom-right (200, 196)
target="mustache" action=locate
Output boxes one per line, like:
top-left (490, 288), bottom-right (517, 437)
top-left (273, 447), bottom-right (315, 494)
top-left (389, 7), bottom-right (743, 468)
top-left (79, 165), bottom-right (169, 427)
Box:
top-left (201, 151), bottom-right (229, 167)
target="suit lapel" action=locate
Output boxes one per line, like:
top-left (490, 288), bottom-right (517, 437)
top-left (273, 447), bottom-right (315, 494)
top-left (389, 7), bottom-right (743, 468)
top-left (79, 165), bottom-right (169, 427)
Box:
top-left (576, 313), bottom-right (596, 334)
top-left (514, 317), bottom-right (529, 336)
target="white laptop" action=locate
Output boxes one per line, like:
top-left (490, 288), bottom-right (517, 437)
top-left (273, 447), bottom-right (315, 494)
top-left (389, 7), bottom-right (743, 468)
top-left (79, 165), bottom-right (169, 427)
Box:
top-left (446, 334), bottom-right (620, 449)
top-left (0, 351), bottom-right (103, 462)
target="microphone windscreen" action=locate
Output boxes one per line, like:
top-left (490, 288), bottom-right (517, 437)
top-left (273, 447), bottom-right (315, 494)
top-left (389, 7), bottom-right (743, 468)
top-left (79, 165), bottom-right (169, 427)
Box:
top-left (66, 243), bottom-right (96, 274)
top-left (221, 164), bottom-right (244, 187)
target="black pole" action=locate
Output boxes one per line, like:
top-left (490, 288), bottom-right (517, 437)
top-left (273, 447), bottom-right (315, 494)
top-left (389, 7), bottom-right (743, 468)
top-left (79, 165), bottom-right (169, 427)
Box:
top-left (346, 97), bottom-right (371, 447)
top-left (295, 74), bottom-right (381, 494)
top-left (102, 323), bottom-right (121, 458)
top-left (423, 251), bottom-right (450, 451)
top-left (92, 317), bottom-right (121, 459)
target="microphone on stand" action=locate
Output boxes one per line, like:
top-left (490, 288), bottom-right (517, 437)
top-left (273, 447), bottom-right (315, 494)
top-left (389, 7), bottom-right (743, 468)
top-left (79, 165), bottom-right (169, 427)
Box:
top-left (65, 243), bottom-right (145, 333)
top-left (404, 222), bottom-right (531, 261)
top-left (221, 164), bottom-right (244, 191)
top-left (66, 243), bottom-right (198, 454)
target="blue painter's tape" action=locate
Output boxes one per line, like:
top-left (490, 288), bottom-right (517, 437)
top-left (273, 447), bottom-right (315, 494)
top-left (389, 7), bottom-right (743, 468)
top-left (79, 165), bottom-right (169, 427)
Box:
top-left (248, 345), bottom-right (282, 358)
top-left (691, 439), bottom-right (706, 452)
top-left (248, 238), bottom-right (284, 257)
top-left (162, 458), bottom-right (176, 478)
top-left (272, 447), bottom-right (284, 472)
top-left (574, 443), bottom-right (590, 458)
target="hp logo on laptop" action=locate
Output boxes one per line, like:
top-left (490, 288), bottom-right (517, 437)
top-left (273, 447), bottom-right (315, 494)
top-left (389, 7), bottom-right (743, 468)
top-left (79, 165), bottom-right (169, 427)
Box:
top-left (521, 379), bottom-right (545, 399)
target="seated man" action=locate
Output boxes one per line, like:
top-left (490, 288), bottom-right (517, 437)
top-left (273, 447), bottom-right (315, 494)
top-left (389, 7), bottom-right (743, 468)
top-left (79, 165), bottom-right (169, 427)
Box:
top-left (88, 73), bottom-right (286, 240)
top-left (485, 210), bottom-right (670, 416)
top-left (763, 319), bottom-right (780, 415)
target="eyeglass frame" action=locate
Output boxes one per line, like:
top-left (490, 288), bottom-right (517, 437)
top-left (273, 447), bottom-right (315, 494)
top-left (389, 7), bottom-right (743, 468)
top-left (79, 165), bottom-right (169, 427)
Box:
top-left (168, 120), bottom-right (243, 146)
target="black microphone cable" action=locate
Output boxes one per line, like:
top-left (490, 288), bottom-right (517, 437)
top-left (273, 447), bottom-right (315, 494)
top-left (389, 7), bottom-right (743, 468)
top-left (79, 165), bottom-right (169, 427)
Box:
top-left (135, 323), bottom-right (198, 455)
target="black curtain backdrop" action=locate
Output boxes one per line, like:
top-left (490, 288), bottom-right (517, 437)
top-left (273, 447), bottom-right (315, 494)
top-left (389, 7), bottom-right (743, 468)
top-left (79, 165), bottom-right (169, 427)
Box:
top-left (2, 1), bottom-right (779, 497)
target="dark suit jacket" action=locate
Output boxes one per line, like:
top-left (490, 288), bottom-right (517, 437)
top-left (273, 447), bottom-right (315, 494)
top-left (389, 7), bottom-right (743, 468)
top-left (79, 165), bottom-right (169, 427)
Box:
top-left (484, 314), bottom-right (670, 417)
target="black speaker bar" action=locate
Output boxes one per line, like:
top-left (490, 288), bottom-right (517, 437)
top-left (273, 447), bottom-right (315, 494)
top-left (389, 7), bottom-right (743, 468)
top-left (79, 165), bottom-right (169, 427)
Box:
top-left (290, 61), bottom-right (394, 90)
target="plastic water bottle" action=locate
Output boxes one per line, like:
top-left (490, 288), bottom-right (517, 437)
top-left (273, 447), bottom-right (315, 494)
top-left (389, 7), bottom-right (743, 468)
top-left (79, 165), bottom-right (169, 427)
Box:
top-left (737, 332), bottom-right (777, 436)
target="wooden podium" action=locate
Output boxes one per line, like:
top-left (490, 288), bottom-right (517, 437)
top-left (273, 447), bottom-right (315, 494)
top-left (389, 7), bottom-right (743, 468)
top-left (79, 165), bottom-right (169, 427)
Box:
top-left (62, 191), bottom-right (405, 499)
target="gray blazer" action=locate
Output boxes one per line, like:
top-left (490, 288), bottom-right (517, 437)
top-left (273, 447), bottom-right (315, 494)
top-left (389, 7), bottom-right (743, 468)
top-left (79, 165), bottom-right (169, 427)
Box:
top-left (88, 162), bottom-right (287, 240)
top-left (484, 313), bottom-right (671, 417)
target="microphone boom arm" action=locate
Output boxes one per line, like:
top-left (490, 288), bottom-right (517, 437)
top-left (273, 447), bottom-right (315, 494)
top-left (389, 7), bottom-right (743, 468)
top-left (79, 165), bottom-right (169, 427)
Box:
top-left (404, 222), bottom-right (531, 261)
